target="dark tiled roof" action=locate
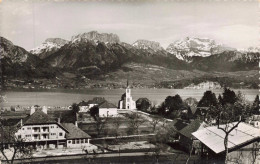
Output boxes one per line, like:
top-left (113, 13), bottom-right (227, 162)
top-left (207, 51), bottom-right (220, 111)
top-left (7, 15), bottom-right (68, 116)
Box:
top-left (61, 123), bottom-right (91, 139)
top-left (98, 101), bottom-right (117, 108)
top-left (78, 101), bottom-right (89, 106)
top-left (173, 119), bottom-right (188, 131)
top-left (87, 97), bottom-right (106, 105)
top-left (179, 119), bottom-right (206, 139)
top-left (23, 110), bottom-right (56, 125)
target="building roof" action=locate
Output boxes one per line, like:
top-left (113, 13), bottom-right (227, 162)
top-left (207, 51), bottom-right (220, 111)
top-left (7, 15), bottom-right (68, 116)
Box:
top-left (179, 119), bottom-right (207, 139)
top-left (87, 97), bottom-right (106, 105)
top-left (78, 101), bottom-right (89, 106)
top-left (99, 101), bottom-right (117, 108)
top-left (61, 123), bottom-right (91, 139)
top-left (172, 119), bottom-right (188, 131)
top-left (23, 110), bottom-right (56, 125)
top-left (192, 122), bottom-right (260, 154)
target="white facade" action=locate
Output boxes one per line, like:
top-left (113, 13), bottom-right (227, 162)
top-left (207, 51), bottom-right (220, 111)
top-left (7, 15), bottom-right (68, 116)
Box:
top-left (15, 124), bottom-right (66, 142)
top-left (79, 106), bottom-right (89, 113)
top-left (99, 108), bottom-right (118, 117)
top-left (119, 86), bottom-right (136, 110)
top-left (66, 138), bottom-right (90, 148)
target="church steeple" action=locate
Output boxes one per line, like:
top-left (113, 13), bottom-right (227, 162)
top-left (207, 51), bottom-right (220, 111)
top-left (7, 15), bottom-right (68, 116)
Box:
top-left (127, 79), bottom-right (129, 88)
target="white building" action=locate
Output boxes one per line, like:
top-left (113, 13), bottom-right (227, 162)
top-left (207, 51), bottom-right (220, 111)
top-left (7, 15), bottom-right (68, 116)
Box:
top-left (98, 101), bottom-right (118, 117)
top-left (119, 82), bottom-right (136, 110)
top-left (14, 107), bottom-right (91, 149)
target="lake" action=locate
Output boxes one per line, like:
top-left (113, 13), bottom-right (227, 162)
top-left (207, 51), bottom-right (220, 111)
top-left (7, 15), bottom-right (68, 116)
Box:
top-left (1, 89), bottom-right (258, 108)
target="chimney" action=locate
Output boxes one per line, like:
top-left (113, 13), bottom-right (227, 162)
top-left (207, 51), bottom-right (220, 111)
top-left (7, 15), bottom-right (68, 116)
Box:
top-left (57, 118), bottom-right (61, 124)
top-left (30, 106), bottom-right (35, 115)
top-left (75, 121), bottom-right (78, 127)
top-left (42, 106), bottom-right (48, 114)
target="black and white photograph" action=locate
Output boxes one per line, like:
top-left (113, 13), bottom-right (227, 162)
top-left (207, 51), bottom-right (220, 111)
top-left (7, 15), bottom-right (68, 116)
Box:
top-left (0, 0), bottom-right (259, 163)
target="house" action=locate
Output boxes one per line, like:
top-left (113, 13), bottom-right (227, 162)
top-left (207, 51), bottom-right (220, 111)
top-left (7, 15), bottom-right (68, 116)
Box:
top-left (118, 81), bottom-right (136, 110)
top-left (87, 97), bottom-right (106, 109)
top-left (178, 119), bottom-right (207, 153)
top-left (98, 101), bottom-right (118, 117)
top-left (78, 97), bottom-right (106, 113)
top-left (78, 101), bottom-right (89, 113)
top-left (246, 115), bottom-right (260, 128)
top-left (192, 122), bottom-right (260, 164)
top-left (14, 107), bottom-right (91, 149)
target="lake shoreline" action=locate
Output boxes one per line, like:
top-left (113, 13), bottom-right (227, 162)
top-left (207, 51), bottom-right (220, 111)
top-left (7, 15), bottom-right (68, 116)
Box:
top-left (1, 89), bottom-right (258, 108)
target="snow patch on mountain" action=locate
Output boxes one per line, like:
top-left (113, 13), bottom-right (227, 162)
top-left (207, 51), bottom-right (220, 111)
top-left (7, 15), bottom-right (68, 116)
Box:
top-left (30, 38), bottom-right (68, 55)
top-left (166, 37), bottom-right (236, 62)
top-left (132, 39), bottom-right (164, 51)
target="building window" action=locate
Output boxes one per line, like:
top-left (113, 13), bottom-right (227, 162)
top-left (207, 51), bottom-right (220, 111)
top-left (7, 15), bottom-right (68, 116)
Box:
top-left (127, 98), bottom-right (130, 102)
top-left (68, 140), bottom-right (71, 144)
top-left (18, 135), bottom-right (21, 139)
top-left (72, 140), bottom-right (75, 144)
top-left (25, 135), bottom-right (31, 137)
top-left (57, 126), bottom-right (59, 128)
top-left (59, 133), bottom-right (63, 136)
top-left (81, 139), bottom-right (84, 143)
top-left (76, 140), bottom-right (80, 144)
top-left (27, 127), bottom-right (31, 130)
top-left (22, 128), bottom-right (24, 130)
top-left (51, 126), bottom-right (54, 128)
top-left (127, 89), bottom-right (129, 93)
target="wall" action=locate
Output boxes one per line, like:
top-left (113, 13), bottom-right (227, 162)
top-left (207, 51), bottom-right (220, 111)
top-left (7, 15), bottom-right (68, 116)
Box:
top-left (99, 108), bottom-right (118, 117)
top-left (15, 124), bottom-right (66, 142)
top-left (66, 138), bottom-right (89, 148)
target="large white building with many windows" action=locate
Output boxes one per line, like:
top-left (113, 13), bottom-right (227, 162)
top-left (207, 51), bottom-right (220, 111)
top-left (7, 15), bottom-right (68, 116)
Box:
top-left (14, 107), bottom-right (91, 149)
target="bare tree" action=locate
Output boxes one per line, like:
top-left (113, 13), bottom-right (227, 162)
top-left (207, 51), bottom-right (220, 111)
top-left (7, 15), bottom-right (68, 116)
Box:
top-left (216, 104), bottom-right (243, 164)
top-left (0, 123), bottom-right (33, 164)
top-left (110, 117), bottom-right (122, 138)
top-left (150, 116), bottom-right (161, 133)
top-left (127, 113), bottom-right (146, 135)
top-left (95, 117), bottom-right (108, 137)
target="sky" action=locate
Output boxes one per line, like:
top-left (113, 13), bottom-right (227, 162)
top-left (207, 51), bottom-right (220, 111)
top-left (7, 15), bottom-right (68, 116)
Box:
top-left (0, 0), bottom-right (259, 50)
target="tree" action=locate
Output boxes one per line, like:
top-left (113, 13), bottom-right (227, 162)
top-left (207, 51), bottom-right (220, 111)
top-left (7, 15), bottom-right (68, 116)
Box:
top-left (150, 116), bottom-right (161, 133)
top-left (95, 117), bottom-right (108, 137)
top-left (71, 103), bottom-right (80, 113)
top-left (158, 94), bottom-right (186, 118)
top-left (197, 90), bottom-right (218, 108)
top-left (251, 95), bottom-right (259, 115)
top-left (109, 117), bottom-right (122, 138)
top-left (214, 90), bottom-right (247, 163)
top-left (127, 113), bottom-right (146, 135)
top-left (136, 98), bottom-right (151, 112)
top-left (89, 105), bottom-right (99, 119)
top-left (0, 123), bottom-right (33, 164)
top-left (221, 87), bottom-right (237, 105)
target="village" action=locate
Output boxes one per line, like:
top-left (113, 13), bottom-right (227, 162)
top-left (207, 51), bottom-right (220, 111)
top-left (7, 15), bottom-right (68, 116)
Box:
top-left (0, 82), bottom-right (259, 164)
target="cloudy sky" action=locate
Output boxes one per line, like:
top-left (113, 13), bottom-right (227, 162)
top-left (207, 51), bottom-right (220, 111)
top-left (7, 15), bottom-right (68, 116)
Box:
top-left (0, 0), bottom-right (258, 50)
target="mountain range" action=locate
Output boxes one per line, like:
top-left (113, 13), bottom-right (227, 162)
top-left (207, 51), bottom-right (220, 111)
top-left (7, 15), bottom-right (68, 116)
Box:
top-left (1, 31), bottom-right (259, 89)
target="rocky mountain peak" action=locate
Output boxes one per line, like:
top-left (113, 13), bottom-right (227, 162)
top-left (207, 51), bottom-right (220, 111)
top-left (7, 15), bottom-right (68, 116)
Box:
top-left (0, 36), bottom-right (28, 62)
top-left (166, 37), bottom-right (236, 62)
top-left (71, 31), bottom-right (120, 44)
top-left (132, 39), bottom-right (163, 51)
top-left (45, 38), bottom-right (69, 45)
top-left (30, 38), bottom-right (69, 57)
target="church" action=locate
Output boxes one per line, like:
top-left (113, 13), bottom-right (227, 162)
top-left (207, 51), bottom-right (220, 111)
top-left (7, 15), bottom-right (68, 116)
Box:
top-left (118, 81), bottom-right (136, 110)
